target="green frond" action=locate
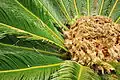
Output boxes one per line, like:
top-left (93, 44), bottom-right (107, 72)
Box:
top-left (51, 61), bottom-right (101, 80)
top-left (0, 23), bottom-right (67, 52)
top-left (0, 0), bottom-right (120, 79)
top-left (0, 0), bottom-right (67, 51)
top-left (0, 42), bottom-right (63, 80)
top-left (74, 0), bottom-right (88, 16)
top-left (17, 0), bottom-right (64, 40)
top-left (0, 63), bottom-right (61, 80)
top-left (100, 0), bottom-right (120, 22)
top-left (109, 0), bottom-right (120, 23)
top-left (32, 0), bottom-right (69, 30)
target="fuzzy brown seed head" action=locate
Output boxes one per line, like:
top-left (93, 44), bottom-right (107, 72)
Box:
top-left (64, 16), bottom-right (120, 72)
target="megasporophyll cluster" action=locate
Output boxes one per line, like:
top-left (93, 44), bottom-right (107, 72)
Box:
top-left (64, 16), bottom-right (120, 73)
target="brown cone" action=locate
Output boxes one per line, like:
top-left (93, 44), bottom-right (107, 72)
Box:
top-left (64, 16), bottom-right (120, 73)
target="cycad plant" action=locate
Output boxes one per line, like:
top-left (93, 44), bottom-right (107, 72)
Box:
top-left (0, 0), bottom-right (120, 80)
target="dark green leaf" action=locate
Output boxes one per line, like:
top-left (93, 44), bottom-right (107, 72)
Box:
top-left (0, 0), bottom-right (66, 50)
top-left (0, 42), bottom-right (63, 80)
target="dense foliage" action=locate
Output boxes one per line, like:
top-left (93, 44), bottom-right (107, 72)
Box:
top-left (0, 0), bottom-right (120, 80)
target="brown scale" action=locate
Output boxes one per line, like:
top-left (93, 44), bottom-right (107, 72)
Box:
top-left (64, 16), bottom-right (120, 74)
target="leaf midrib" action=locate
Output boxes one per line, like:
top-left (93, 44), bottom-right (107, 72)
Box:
top-left (74, 0), bottom-right (79, 16)
top-left (99, 0), bottom-right (104, 15)
top-left (55, 0), bottom-right (71, 21)
top-left (77, 65), bottom-right (83, 80)
top-left (108, 0), bottom-right (119, 17)
top-left (37, 0), bottom-right (69, 30)
top-left (15, 0), bottom-right (64, 43)
top-left (0, 23), bottom-right (67, 51)
top-left (115, 17), bottom-right (120, 23)
top-left (0, 62), bottom-right (63, 73)
top-left (87, 0), bottom-right (90, 16)
top-left (0, 41), bottom-right (64, 58)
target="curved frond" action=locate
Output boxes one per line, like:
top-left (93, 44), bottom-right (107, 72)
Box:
top-left (0, 63), bottom-right (61, 80)
top-left (110, 0), bottom-right (120, 23)
top-left (57, 0), bottom-right (78, 19)
top-left (89, 0), bottom-right (103, 16)
top-left (17, 0), bottom-right (64, 40)
top-left (0, 23), bottom-right (67, 54)
top-left (31, 0), bottom-right (68, 30)
top-left (51, 61), bottom-right (101, 80)
top-left (100, 0), bottom-right (120, 22)
top-left (0, 42), bottom-right (63, 80)
top-left (0, 0), bottom-right (120, 79)
top-left (74, 0), bottom-right (88, 16)
top-left (0, 0), bottom-right (66, 50)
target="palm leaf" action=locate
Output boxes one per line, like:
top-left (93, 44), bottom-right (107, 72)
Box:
top-left (0, 42), bottom-right (63, 68)
top-left (0, 0), bottom-right (120, 80)
top-left (31, 0), bottom-right (68, 30)
top-left (17, 0), bottom-right (64, 39)
top-left (56, 0), bottom-right (78, 20)
top-left (89, 0), bottom-right (103, 16)
top-left (0, 23), bottom-right (67, 56)
top-left (0, 0), bottom-right (66, 50)
top-left (110, 0), bottom-right (120, 23)
top-left (99, 0), bottom-right (116, 16)
top-left (0, 43), bottom-right (101, 80)
top-left (75, 0), bottom-right (88, 16)
top-left (72, 0), bottom-right (101, 16)
top-left (99, 0), bottom-right (120, 23)
top-left (0, 64), bottom-right (61, 80)
top-left (51, 61), bottom-right (101, 80)
top-left (0, 42), bottom-right (63, 80)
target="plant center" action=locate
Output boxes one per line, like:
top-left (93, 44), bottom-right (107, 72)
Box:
top-left (64, 16), bottom-right (120, 73)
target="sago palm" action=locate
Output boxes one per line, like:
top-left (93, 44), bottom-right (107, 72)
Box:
top-left (0, 0), bottom-right (120, 80)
